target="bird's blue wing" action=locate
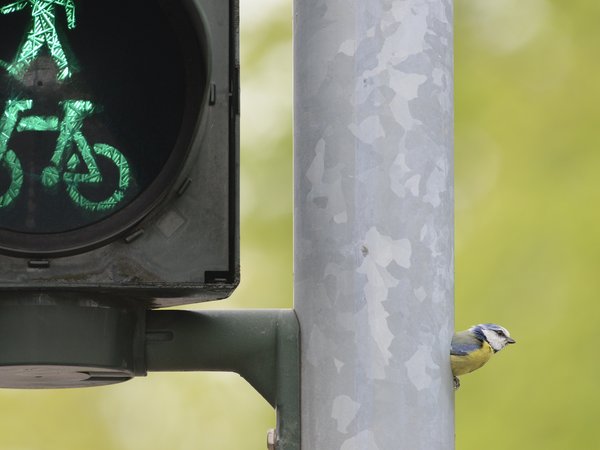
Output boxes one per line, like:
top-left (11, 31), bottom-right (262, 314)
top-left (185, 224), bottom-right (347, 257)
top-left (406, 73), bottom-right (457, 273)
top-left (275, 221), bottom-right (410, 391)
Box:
top-left (450, 331), bottom-right (483, 356)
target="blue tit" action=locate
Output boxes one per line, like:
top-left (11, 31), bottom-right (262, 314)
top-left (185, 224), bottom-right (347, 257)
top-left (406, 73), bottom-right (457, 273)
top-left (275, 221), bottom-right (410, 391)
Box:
top-left (451, 323), bottom-right (516, 389)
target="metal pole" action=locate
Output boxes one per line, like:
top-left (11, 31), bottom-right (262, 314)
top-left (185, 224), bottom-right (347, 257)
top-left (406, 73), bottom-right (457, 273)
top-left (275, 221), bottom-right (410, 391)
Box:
top-left (294, 0), bottom-right (454, 449)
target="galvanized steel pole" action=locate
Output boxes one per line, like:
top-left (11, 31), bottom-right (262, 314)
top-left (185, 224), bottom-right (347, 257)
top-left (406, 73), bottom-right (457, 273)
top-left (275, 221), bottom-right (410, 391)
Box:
top-left (294, 1), bottom-right (454, 449)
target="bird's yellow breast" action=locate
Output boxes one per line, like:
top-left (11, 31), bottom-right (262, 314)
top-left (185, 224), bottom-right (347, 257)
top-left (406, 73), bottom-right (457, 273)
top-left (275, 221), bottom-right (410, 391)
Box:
top-left (451, 341), bottom-right (494, 376)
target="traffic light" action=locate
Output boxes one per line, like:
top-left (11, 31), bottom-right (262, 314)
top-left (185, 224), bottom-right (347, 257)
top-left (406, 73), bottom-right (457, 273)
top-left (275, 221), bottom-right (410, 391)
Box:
top-left (0, 7), bottom-right (299, 446)
top-left (0, 0), bottom-right (239, 305)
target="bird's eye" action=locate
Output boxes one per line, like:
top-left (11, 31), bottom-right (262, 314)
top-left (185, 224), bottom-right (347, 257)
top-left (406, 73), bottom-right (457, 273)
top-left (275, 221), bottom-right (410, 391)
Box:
top-left (496, 330), bottom-right (505, 337)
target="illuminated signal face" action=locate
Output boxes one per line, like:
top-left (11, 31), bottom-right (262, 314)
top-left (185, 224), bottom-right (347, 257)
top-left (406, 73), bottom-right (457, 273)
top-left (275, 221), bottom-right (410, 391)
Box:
top-left (0, 0), bottom-right (208, 252)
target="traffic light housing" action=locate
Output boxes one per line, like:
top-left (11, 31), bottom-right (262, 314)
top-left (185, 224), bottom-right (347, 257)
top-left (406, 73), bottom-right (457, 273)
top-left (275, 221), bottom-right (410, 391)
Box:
top-left (0, 0), bottom-right (239, 306)
top-left (0, 8), bottom-right (300, 446)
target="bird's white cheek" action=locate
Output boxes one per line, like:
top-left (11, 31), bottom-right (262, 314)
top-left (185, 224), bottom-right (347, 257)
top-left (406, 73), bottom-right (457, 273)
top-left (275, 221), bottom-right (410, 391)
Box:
top-left (482, 330), bottom-right (503, 351)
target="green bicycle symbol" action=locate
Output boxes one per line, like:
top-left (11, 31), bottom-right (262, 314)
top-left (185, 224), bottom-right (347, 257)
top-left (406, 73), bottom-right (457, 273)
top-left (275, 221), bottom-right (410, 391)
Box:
top-left (0, 99), bottom-right (131, 211)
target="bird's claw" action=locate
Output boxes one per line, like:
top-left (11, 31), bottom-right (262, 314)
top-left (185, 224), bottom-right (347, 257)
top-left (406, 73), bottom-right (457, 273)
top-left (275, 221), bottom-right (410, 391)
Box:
top-left (453, 376), bottom-right (460, 390)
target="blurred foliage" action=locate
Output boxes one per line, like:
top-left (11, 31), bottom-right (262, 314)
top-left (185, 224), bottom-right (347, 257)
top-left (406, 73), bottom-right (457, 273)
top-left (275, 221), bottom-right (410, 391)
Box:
top-left (455, 0), bottom-right (600, 449)
top-left (0, 0), bottom-right (597, 449)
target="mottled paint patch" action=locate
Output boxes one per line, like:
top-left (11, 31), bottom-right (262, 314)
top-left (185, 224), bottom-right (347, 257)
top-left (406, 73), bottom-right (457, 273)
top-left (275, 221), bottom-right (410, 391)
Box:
top-left (334, 358), bottom-right (345, 373)
top-left (357, 227), bottom-right (412, 378)
top-left (423, 157), bottom-right (450, 208)
top-left (339, 39), bottom-right (355, 56)
top-left (332, 395), bottom-right (361, 433)
top-left (414, 286), bottom-right (427, 302)
top-left (390, 153), bottom-right (422, 198)
top-left (389, 71), bottom-right (427, 130)
top-left (348, 115), bottom-right (386, 144)
top-left (341, 430), bottom-right (380, 450)
top-left (405, 344), bottom-right (440, 391)
top-left (306, 138), bottom-right (348, 222)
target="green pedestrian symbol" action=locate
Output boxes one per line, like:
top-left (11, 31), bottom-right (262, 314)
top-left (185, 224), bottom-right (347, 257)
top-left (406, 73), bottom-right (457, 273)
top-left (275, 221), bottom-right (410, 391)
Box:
top-left (0, 0), bottom-right (76, 81)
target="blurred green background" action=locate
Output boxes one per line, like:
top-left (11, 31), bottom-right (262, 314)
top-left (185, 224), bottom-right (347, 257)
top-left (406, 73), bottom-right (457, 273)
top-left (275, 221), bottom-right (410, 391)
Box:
top-left (455, 0), bottom-right (600, 449)
top-left (0, 0), bottom-right (598, 448)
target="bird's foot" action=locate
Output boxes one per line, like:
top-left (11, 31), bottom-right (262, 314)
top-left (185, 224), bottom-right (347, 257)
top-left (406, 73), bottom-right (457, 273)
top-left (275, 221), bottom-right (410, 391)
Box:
top-left (453, 376), bottom-right (460, 390)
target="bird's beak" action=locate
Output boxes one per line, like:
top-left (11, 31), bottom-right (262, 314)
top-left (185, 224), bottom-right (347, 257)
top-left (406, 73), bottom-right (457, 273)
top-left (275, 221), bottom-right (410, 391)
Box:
top-left (506, 337), bottom-right (516, 344)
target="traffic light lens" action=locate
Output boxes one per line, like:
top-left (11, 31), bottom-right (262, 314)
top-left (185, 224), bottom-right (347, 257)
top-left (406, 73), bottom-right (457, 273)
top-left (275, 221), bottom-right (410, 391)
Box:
top-left (0, 0), bottom-right (209, 254)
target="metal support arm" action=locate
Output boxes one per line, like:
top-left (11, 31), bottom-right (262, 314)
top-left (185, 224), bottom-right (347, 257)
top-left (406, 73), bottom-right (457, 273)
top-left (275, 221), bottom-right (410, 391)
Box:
top-left (145, 309), bottom-right (300, 450)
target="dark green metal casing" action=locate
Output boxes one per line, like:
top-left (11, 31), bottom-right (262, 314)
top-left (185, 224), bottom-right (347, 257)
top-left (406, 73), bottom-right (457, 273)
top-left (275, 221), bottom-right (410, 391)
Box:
top-left (0, 0), bottom-right (240, 307)
top-left (0, 293), bottom-right (145, 388)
